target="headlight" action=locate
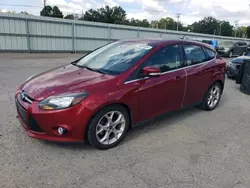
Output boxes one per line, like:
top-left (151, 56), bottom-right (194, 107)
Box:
top-left (224, 48), bottom-right (230, 51)
top-left (39, 92), bottom-right (88, 110)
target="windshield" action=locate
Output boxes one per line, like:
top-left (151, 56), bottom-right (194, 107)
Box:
top-left (75, 41), bottom-right (154, 75)
top-left (219, 41), bottom-right (233, 47)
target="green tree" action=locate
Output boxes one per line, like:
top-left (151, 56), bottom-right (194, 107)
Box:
top-left (158, 17), bottom-right (175, 30)
top-left (140, 19), bottom-right (150, 27)
top-left (246, 26), bottom-right (250, 38)
top-left (40, 5), bottom-right (63, 18)
top-left (190, 17), bottom-right (234, 36)
top-left (220, 21), bottom-right (233, 36)
top-left (40, 5), bottom-right (53, 17)
top-left (64, 14), bottom-right (74, 19)
top-left (157, 17), bottom-right (184, 31)
top-left (20, 11), bottom-right (29, 15)
top-left (52, 6), bottom-right (63, 18)
top-left (191, 17), bottom-right (219, 35)
top-left (83, 6), bottom-right (126, 24)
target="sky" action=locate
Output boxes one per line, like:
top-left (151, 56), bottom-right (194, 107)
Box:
top-left (1, 0), bottom-right (250, 26)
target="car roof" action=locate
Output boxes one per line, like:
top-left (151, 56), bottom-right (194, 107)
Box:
top-left (119, 38), bottom-right (215, 51)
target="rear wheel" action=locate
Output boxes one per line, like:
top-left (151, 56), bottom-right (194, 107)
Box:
top-left (201, 83), bottom-right (222, 111)
top-left (87, 105), bottom-right (129, 150)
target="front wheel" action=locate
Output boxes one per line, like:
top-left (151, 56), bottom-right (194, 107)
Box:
top-left (87, 105), bottom-right (130, 150)
top-left (201, 83), bottom-right (222, 111)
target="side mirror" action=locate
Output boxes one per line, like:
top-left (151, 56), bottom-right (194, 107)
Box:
top-left (143, 66), bottom-right (161, 77)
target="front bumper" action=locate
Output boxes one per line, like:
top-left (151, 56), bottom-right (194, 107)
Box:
top-left (15, 93), bottom-right (91, 142)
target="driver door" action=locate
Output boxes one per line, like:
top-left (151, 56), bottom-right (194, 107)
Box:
top-left (134, 44), bottom-right (187, 121)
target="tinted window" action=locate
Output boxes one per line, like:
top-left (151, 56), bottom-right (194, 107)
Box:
top-left (75, 41), bottom-right (154, 75)
top-left (205, 48), bottom-right (216, 60)
top-left (237, 42), bottom-right (247, 46)
top-left (183, 44), bottom-right (206, 66)
top-left (143, 44), bottom-right (182, 73)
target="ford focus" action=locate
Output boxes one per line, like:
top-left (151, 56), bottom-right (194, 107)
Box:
top-left (15, 39), bottom-right (226, 149)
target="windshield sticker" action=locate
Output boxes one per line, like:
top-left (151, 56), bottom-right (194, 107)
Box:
top-left (135, 44), bottom-right (152, 50)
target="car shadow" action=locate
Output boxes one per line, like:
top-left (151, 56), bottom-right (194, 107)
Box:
top-left (41, 106), bottom-right (202, 151)
top-left (123, 106), bottom-right (202, 143)
top-left (41, 100), bottom-right (227, 150)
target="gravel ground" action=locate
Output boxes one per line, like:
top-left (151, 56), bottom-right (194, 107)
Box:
top-left (1, 54), bottom-right (250, 188)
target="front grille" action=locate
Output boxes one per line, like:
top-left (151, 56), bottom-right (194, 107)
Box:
top-left (29, 115), bottom-right (44, 133)
top-left (16, 100), bottom-right (28, 124)
top-left (19, 90), bottom-right (34, 104)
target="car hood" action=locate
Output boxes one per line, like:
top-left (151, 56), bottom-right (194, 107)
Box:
top-left (22, 64), bottom-right (114, 101)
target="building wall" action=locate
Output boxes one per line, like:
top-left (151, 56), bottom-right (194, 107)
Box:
top-left (0, 12), bottom-right (249, 52)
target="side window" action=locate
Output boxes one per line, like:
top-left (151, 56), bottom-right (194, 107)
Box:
top-left (204, 48), bottom-right (216, 60)
top-left (238, 42), bottom-right (247, 46)
top-left (183, 44), bottom-right (206, 66)
top-left (143, 44), bottom-right (182, 73)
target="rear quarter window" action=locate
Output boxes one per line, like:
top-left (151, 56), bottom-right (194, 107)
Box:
top-left (204, 48), bottom-right (216, 60)
top-left (183, 44), bottom-right (206, 66)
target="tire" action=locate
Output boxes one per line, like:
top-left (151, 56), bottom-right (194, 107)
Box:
top-left (200, 83), bottom-right (222, 111)
top-left (87, 105), bottom-right (130, 150)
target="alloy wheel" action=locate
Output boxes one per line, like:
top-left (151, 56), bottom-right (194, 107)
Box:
top-left (207, 85), bottom-right (220, 108)
top-left (96, 111), bottom-right (126, 145)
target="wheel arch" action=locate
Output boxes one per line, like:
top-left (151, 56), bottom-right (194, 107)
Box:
top-left (84, 102), bottom-right (133, 140)
top-left (211, 79), bottom-right (224, 94)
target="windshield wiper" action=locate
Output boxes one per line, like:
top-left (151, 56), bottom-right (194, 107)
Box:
top-left (71, 62), bottom-right (106, 74)
top-left (84, 67), bottom-right (106, 74)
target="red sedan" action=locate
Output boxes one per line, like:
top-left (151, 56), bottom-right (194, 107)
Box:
top-left (15, 39), bottom-right (226, 149)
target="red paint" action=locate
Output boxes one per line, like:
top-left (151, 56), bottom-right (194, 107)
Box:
top-left (15, 39), bottom-right (226, 142)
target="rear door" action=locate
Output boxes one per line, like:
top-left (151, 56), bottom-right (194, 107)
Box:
top-left (182, 44), bottom-right (216, 107)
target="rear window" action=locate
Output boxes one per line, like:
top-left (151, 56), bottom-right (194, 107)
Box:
top-left (236, 42), bottom-right (247, 46)
top-left (183, 44), bottom-right (206, 66)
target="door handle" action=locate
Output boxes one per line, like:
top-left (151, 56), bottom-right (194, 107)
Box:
top-left (174, 76), bottom-right (182, 81)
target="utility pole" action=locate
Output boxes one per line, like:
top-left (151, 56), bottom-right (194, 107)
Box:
top-left (43, 0), bottom-right (47, 8)
top-left (219, 22), bottom-right (223, 36)
top-left (176, 13), bottom-right (181, 31)
top-left (235, 20), bottom-right (239, 38)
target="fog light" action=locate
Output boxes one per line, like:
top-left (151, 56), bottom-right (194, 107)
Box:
top-left (58, 127), bottom-right (66, 135)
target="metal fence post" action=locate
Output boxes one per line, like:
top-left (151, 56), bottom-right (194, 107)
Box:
top-left (137, 27), bottom-right (140, 38)
top-left (108, 26), bottom-right (111, 42)
top-left (25, 18), bottom-right (31, 53)
top-left (72, 20), bottom-right (76, 53)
